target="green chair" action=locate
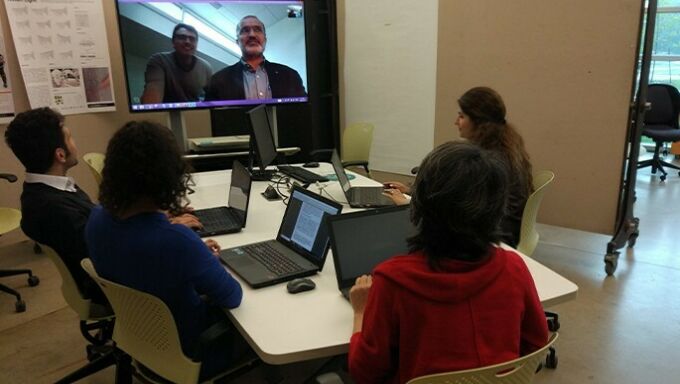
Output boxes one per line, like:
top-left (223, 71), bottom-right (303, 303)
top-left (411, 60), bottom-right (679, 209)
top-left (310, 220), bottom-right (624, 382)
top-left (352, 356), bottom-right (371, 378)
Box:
top-left (517, 171), bottom-right (555, 257)
top-left (0, 173), bottom-right (39, 313)
top-left (406, 333), bottom-right (558, 384)
top-left (81, 259), bottom-right (256, 383)
top-left (83, 152), bottom-right (105, 185)
top-left (341, 122), bottom-right (374, 174)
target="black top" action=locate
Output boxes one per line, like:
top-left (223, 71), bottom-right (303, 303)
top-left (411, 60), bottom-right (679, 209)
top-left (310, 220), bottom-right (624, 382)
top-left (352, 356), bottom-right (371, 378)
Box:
top-left (204, 60), bottom-right (306, 101)
top-left (20, 182), bottom-right (107, 305)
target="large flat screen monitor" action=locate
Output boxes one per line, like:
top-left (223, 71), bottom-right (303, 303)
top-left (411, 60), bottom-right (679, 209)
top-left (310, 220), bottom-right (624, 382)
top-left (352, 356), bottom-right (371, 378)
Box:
top-left (116, 0), bottom-right (308, 112)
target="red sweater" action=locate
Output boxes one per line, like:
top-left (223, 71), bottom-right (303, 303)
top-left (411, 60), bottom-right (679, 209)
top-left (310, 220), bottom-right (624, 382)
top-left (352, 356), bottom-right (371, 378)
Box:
top-left (348, 247), bottom-right (549, 384)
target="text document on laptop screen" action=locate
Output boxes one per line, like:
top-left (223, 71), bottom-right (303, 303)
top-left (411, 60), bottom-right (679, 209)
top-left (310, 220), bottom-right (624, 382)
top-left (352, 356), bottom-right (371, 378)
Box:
top-left (279, 189), bottom-right (340, 260)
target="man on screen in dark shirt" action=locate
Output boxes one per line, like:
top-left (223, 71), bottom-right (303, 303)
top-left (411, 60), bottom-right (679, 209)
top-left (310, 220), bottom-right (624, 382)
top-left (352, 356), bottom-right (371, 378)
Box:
top-left (140, 23), bottom-right (213, 104)
top-left (204, 15), bottom-right (306, 101)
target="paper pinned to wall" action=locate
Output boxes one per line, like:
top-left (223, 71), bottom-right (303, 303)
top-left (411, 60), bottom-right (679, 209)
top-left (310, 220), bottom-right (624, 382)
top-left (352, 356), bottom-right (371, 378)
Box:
top-left (0, 17), bottom-right (16, 124)
top-left (344, 0), bottom-right (438, 174)
top-left (4, 0), bottom-right (116, 116)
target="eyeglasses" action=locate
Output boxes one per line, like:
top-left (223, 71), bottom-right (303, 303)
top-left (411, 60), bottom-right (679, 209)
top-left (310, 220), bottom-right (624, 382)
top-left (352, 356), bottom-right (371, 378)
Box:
top-left (174, 34), bottom-right (197, 42)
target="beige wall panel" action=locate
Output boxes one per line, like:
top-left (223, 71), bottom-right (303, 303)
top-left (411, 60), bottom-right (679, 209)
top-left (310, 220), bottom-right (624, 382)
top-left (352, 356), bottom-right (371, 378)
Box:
top-left (0, 1), bottom-right (211, 216)
top-left (435, 1), bottom-right (642, 235)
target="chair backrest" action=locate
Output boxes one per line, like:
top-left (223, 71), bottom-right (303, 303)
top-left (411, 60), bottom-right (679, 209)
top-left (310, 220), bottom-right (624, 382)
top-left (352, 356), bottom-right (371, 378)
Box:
top-left (342, 123), bottom-right (374, 163)
top-left (406, 333), bottom-right (558, 384)
top-left (0, 207), bottom-right (21, 236)
top-left (43, 245), bottom-right (94, 319)
top-left (645, 84), bottom-right (680, 128)
top-left (516, 171), bottom-right (555, 257)
top-left (83, 152), bottom-right (105, 185)
top-left (81, 259), bottom-right (202, 384)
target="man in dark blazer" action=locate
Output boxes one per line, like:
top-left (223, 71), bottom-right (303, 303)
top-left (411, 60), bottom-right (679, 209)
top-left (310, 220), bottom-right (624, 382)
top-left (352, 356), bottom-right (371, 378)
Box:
top-left (204, 15), bottom-right (306, 101)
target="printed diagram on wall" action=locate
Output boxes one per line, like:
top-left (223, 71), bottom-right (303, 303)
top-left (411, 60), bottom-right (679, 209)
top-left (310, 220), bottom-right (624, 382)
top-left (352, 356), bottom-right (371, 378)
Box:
top-left (0, 16), bottom-right (17, 123)
top-left (4, 0), bottom-right (116, 115)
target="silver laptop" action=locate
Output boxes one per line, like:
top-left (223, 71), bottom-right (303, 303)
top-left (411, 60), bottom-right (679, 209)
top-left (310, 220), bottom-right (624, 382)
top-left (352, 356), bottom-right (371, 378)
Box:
top-left (330, 149), bottom-right (394, 208)
top-left (219, 185), bottom-right (343, 288)
top-left (193, 160), bottom-right (252, 237)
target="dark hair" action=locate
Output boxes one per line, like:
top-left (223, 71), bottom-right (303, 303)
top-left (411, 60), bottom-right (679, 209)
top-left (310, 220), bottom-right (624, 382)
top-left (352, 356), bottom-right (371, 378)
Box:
top-left (99, 121), bottom-right (191, 217)
top-left (172, 23), bottom-right (198, 40)
top-left (458, 86), bottom-right (533, 196)
top-left (4, 107), bottom-right (66, 173)
top-left (408, 141), bottom-right (509, 268)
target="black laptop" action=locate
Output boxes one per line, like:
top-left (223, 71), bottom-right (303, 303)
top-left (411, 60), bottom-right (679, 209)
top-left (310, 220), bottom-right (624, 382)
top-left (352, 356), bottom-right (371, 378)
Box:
top-left (193, 160), bottom-right (252, 237)
top-left (220, 185), bottom-right (342, 288)
top-left (330, 149), bottom-right (394, 208)
top-left (328, 205), bottom-right (415, 299)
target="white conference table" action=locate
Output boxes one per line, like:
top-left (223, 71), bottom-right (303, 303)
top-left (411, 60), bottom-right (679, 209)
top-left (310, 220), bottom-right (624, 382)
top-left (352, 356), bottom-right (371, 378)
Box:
top-left (188, 164), bottom-right (578, 365)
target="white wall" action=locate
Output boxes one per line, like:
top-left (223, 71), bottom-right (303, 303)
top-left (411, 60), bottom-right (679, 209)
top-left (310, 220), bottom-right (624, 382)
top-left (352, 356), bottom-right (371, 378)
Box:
top-left (344, 0), bottom-right (438, 173)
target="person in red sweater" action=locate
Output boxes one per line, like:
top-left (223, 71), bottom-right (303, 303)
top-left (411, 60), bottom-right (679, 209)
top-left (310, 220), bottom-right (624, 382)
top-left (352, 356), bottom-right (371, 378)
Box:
top-left (348, 141), bottom-right (549, 384)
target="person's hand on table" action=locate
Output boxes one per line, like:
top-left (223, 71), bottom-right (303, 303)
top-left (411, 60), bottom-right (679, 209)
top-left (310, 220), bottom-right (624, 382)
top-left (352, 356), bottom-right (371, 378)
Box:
top-left (204, 239), bottom-right (221, 257)
top-left (350, 275), bottom-right (373, 332)
top-left (383, 188), bottom-right (410, 205)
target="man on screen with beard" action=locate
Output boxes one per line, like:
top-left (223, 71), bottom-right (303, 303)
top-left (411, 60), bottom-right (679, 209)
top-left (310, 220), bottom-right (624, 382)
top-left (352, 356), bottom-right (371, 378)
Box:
top-left (204, 15), bottom-right (306, 101)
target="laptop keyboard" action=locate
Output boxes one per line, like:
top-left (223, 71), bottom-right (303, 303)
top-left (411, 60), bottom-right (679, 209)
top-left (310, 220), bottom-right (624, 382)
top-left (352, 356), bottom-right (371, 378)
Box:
top-left (243, 243), bottom-right (304, 276)
top-left (196, 209), bottom-right (237, 232)
top-left (353, 188), bottom-right (385, 202)
top-left (278, 165), bottom-right (329, 183)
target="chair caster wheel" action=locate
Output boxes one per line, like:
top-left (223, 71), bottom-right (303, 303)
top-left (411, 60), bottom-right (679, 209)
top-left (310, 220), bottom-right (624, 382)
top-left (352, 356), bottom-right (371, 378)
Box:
top-left (545, 347), bottom-right (558, 369)
top-left (28, 275), bottom-right (39, 287)
top-left (604, 251), bottom-right (619, 275)
top-left (15, 300), bottom-right (26, 313)
top-left (547, 318), bottom-right (560, 332)
top-left (628, 232), bottom-right (639, 248)
top-left (660, 175), bottom-right (667, 181)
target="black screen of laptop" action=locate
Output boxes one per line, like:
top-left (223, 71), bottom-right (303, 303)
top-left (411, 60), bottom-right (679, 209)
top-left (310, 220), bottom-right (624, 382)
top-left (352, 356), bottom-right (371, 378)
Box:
top-left (331, 206), bottom-right (415, 289)
top-left (277, 188), bottom-right (342, 267)
top-left (331, 149), bottom-right (351, 193)
top-left (228, 160), bottom-right (251, 225)
top-left (247, 104), bottom-right (278, 171)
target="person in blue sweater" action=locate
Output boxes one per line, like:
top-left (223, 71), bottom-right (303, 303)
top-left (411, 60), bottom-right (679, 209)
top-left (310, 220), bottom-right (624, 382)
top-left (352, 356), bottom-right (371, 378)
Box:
top-left (85, 120), bottom-right (250, 380)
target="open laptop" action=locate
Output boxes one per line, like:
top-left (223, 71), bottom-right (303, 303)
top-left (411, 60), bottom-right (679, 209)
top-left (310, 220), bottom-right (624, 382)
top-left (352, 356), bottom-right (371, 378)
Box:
top-left (330, 149), bottom-right (394, 208)
top-left (220, 185), bottom-right (342, 288)
top-left (192, 160), bottom-right (252, 237)
top-left (328, 205), bottom-right (415, 299)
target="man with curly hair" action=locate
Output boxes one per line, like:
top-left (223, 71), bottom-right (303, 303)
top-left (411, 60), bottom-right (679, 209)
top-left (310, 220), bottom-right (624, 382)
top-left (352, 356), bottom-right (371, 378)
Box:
top-left (85, 121), bottom-right (251, 380)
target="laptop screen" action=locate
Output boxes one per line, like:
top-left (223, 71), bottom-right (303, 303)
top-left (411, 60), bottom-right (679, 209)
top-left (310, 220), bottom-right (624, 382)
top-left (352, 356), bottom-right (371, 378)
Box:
top-left (277, 187), bottom-right (342, 268)
top-left (228, 160), bottom-right (252, 225)
top-left (331, 149), bottom-right (351, 193)
top-left (329, 205), bottom-right (415, 290)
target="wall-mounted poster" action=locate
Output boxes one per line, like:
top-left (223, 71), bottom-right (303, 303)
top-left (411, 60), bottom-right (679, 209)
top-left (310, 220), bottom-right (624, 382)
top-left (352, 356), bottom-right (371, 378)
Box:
top-left (0, 17), bottom-right (16, 123)
top-left (4, 0), bottom-right (116, 115)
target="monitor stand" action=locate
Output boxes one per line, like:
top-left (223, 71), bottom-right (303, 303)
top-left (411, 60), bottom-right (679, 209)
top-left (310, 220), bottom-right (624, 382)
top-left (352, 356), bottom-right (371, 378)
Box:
top-left (168, 110), bottom-right (189, 152)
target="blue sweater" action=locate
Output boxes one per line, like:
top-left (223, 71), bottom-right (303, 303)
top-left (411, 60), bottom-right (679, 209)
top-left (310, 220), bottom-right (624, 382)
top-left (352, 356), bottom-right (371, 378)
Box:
top-left (85, 205), bottom-right (242, 352)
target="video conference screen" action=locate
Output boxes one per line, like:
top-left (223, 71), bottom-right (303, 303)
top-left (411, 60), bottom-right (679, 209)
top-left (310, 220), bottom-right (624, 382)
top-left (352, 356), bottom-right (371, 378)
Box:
top-left (115, 0), bottom-right (308, 112)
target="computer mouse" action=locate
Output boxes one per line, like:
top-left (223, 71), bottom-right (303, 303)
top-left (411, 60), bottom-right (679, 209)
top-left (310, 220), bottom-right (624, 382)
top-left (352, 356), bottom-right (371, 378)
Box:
top-left (302, 162), bottom-right (320, 168)
top-left (262, 185), bottom-right (281, 200)
top-left (286, 278), bottom-right (316, 294)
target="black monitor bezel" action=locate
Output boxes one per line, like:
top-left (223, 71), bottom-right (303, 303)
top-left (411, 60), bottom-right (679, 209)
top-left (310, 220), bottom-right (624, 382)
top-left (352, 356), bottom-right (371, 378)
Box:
top-left (246, 104), bottom-right (278, 172)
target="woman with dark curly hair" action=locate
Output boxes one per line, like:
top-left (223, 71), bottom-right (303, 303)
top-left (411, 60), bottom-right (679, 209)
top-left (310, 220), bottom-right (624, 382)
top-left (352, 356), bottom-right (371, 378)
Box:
top-left (384, 87), bottom-right (533, 247)
top-left (85, 121), bottom-right (250, 380)
top-left (349, 141), bottom-right (548, 384)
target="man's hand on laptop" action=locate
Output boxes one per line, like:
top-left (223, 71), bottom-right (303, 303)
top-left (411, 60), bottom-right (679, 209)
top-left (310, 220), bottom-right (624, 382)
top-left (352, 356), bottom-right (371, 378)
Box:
top-left (204, 239), bottom-right (221, 257)
top-left (382, 181), bottom-right (411, 194)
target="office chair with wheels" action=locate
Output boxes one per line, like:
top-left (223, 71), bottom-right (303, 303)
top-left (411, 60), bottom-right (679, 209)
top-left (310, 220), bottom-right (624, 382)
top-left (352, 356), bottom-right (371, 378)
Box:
top-left (310, 123), bottom-right (375, 175)
top-left (637, 84), bottom-right (680, 181)
top-left (341, 123), bottom-right (374, 174)
top-left (83, 152), bottom-right (105, 185)
top-left (517, 171), bottom-right (555, 257)
top-left (41, 245), bottom-right (123, 383)
top-left (81, 259), bottom-right (257, 384)
top-left (0, 173), bottom-right (40, 313)
top-left (406, 333), bottom-right (558, 384)
top-left (515, 170), bottom-right (559, 367)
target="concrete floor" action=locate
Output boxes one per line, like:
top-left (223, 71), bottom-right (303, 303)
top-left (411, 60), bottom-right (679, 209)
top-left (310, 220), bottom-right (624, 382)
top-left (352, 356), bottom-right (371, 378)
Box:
top-left (1, 155), bottom-right (680, 383)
